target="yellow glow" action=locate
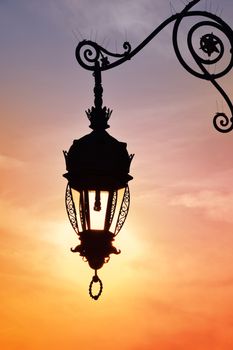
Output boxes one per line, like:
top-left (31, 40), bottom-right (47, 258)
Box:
top-left (71, 188), bottom-right (127, 232)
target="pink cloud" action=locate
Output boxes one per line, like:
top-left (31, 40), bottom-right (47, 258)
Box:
top-left (170, 190), bottom-right (233, 223)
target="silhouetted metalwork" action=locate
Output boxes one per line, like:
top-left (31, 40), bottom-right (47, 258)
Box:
top-left (76, 0), bottom-right (233, 132)
top-left (172, 5), bottom-right (233, 132)
top-left (63, 56), bottom-right (134, 298)
top-left (89, 272), bottom-right (103, 300)
top-left (65, 182), bottom-right (79, 235)
top-left (114, 185), bottom-right (130, 236)
top-left (64, 0), bottom-right (233, 300)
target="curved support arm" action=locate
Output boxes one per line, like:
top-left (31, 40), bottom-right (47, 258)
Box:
top-left (173, 11), bottom-right (233, 132)
top-left (75, 1), bottom-right (202, 72)
top-left (76, 0), bottom-right (233, 132)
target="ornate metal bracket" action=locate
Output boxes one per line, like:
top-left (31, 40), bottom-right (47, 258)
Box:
top-left (76, 0), bottom-right (233, 133)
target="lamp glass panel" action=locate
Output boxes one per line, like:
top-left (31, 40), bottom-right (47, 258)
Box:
top-left (89, 190), bottom-right (108, 230)
top-left (71, 187), bottom-right (127, 233)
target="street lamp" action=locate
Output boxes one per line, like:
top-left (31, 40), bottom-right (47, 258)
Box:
top-left (63, 0), bottom-right (233, 300)
top-left (63, 63), bottom-right (133, 299)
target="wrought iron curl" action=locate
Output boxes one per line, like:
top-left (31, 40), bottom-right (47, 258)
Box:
top-left (173, 16), bottom-right (233, 80)
top-left (75, 41), bottom-right (100, 71)
top-left (213, 112), bottom-right (232, 132)
top-left (75, 0), bottom-right (233, 133)
top-left (75, 40), bottom-right (131, 71)
top-left (173, 10), bottom-right (233, 132)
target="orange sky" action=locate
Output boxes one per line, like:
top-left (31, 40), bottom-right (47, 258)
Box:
top-left (1, 1), bottom-right (233, 349)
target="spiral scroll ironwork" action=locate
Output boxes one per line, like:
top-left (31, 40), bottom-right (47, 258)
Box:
top-left (76, 40), bottom-right (131, 71)
top-left (172, 9), bottom-right (233, 132)
top-left (75, 0), bottom-right (233, 132)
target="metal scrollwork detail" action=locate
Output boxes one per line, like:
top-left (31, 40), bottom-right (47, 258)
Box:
top-left (75, 40), bottom-right (131, 72)
top-left (213, 112), bottom-right (233, 133)
top-left (75, 0), bottom-right (233, 132)
top-left (173, 8), bottom-right (233, 132)
top-left (65, 184), bottom-right (79, 235)
top-left (114, 186), bottom-right (130, 236)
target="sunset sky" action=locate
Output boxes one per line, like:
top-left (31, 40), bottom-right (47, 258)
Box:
top-left (1, 0), bottom-right (233, 349)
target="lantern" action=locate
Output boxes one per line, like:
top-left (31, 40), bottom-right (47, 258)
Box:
top-left (63, 66), bottom-right (133, 299)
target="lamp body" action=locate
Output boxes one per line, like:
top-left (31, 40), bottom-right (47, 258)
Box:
top-left (64, 130), bottom-right (133, 271)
